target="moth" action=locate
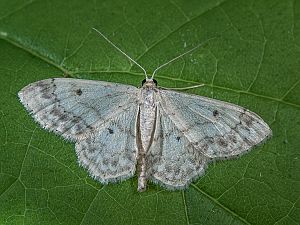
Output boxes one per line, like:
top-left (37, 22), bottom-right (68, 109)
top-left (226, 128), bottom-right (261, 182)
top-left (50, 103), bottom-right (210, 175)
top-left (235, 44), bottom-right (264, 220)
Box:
top-left (18, 28), bottom-right (272, 191)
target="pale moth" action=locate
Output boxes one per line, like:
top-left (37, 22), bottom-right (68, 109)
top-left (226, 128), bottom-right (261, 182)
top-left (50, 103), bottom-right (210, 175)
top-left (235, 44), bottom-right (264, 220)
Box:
top-left (18, 28), bottom-right (272, 191)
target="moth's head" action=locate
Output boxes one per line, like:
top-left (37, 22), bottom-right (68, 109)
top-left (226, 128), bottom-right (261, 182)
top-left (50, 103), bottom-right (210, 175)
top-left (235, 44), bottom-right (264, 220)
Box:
top-left (142, 78), bottom-right (157, 88)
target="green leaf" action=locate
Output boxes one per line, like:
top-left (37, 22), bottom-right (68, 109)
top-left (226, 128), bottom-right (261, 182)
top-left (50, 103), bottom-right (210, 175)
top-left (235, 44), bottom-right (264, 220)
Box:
top-left (0, 0), bottom-right (299, 224)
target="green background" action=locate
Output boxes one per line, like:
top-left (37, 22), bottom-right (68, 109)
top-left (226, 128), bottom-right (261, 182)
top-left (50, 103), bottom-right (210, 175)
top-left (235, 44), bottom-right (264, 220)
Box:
top-left (0, 0), bottom-right (299, 224)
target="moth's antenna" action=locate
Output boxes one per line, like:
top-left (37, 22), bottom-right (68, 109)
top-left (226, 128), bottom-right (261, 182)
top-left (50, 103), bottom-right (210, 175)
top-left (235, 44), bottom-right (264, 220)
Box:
top-left (151, 36), bottom-right (218, 79)
top-left (92, 27), bottom-right (148, 79)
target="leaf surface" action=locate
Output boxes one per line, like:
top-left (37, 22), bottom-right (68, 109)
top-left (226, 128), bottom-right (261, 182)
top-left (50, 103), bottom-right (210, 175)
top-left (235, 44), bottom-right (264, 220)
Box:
top-left (0, 0), bottom-right (299, 224)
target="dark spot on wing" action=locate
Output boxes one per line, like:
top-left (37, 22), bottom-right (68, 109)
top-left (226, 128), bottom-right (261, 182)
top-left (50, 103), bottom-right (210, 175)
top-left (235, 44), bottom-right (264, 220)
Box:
top-left (72, 116), bottom-right (81, 123)
top-left (36, 81), bottom-right (48, 89)
top-left (240, 110), bottom-right (254, 126)
top-left (243, 137), bottom-right (254, 146)
top-left (75, 124), bottom-right (84, 133)
top-left (102, 158), bottom-right (109, 165)
top-left (88, 147), bottom-right (96, 153)
top-left (176, 136), bottom-right (180, 141)
top-left (217, 138), bottom-right (228, 147)
top-left (41, 92), bottom-right (52, 99)
top-left (229, 135), bottom-right (237, 144)
top-left (59, 114), bottom-right (69, 121)
top-left (165, 165), bottom-right (172, 173)
top-left (204, 137), bottom-right (214, 144)
top-left (241, 125), bottom-right (251, 132)
top-left (50, 107), bottom-right (62, 117)
top-left (213, 110), bottom-right (219, 117)
top-left (108, 128), bottom-right (114, 134)
top-left (202, 143), bottom-right (209, 152)
top-left (76, 88), bottom-right (82, 96)
top-left (112, 159), bottom-right (119, 167)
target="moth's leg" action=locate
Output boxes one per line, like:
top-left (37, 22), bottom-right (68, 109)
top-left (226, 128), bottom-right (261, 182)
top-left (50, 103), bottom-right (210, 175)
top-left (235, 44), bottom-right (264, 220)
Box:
top-left (136, 105), bottom-right (147, 191)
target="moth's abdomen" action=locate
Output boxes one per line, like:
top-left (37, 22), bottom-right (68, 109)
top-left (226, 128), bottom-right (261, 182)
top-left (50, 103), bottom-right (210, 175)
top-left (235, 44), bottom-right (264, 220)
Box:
top-left (137, 88), bottom-right (157, 191)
